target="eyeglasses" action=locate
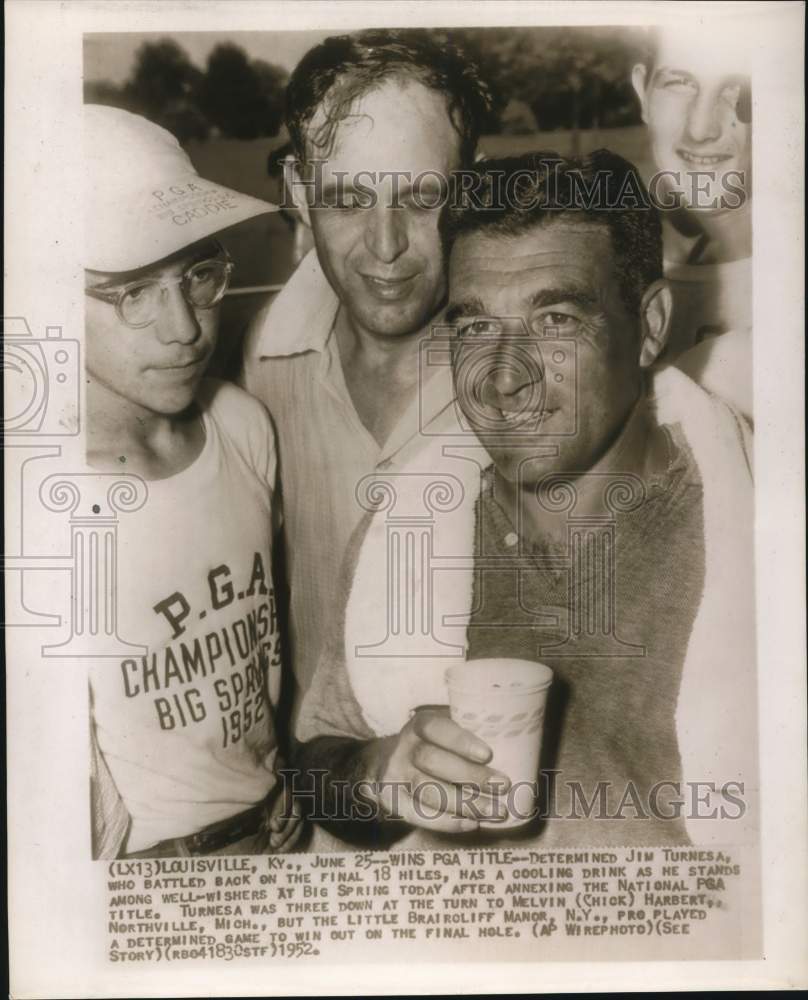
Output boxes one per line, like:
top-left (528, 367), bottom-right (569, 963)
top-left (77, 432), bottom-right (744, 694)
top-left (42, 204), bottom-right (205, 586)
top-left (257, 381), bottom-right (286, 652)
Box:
top-left (85, 253), bottom-right (234, 329)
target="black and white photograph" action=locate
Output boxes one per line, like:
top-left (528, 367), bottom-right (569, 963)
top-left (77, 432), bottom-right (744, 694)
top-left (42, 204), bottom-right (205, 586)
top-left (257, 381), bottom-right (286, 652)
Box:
top-left (4, 1), bottom-right (806, 995)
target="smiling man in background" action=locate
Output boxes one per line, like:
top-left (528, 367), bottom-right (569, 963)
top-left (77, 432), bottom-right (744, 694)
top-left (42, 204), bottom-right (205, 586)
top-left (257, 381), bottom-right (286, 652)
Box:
top-left (632, 24), bottom-right (753, 420)
top-left (241, 29), bottom-right (496, 708)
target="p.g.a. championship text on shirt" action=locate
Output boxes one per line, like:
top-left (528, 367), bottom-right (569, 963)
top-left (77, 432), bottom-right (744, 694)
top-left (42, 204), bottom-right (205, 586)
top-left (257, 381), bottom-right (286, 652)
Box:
top-left (117, 551), bottom-right (281, 747)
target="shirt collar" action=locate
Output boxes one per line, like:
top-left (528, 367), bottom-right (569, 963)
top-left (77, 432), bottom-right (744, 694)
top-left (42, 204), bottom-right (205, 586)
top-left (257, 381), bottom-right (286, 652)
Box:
top-left (482, 383), bottom-right (677, 543)
top-left (253, 249), bottom-right (339, 358)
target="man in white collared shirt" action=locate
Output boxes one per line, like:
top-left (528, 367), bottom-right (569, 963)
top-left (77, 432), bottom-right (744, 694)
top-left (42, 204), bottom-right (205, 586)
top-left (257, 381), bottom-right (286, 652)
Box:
top-left (241, 30), bottom-right (496, 704)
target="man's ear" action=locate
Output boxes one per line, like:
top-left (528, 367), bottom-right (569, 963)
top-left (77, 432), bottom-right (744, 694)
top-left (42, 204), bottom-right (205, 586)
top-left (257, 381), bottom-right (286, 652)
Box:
top-left (638, 279), bottom-right (673, 368)
top-left (631, 64), bottom-right (650, 125)
top-left (282, 154), bottom-right (312, 229)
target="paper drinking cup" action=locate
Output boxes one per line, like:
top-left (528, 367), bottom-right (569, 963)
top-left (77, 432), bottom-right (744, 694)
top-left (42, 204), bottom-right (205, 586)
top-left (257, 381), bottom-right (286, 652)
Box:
top-left (446, 658), bottom-right (553, 829)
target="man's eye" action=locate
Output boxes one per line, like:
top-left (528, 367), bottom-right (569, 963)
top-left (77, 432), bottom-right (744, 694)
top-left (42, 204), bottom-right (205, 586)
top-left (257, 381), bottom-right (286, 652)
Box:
top-left (532, 312), bottom-right (578, 334)
top-left (401, 193), bottom-right (438, 213)
top-left (330, 194), bottom-right (369, 211)
top-left (189, 265), bottom-right (216, 285)
top-left (660, 74), bottom-right (698, 94)
top-left (458, 319), bottom-right (500, 336)
top-left (122, 284), bottom-right (151, 304)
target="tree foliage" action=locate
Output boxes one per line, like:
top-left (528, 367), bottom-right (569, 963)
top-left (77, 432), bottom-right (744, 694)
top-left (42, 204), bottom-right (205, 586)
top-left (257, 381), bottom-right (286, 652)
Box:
top-left (439, 26), bottom-right (641, 133)
top-left (123, 40), bottom-right (201, 118)
top-left (84, 28), bottom-right (641, 145)
top-left (84, 38), bottom-right (288, 144)
top-left (197, 44), bottom-right (286, 140)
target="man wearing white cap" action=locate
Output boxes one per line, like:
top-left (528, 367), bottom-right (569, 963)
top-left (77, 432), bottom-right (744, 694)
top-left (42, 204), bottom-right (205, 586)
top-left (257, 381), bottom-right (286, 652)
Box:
top-left (84, 105), bottom-right (302, 858)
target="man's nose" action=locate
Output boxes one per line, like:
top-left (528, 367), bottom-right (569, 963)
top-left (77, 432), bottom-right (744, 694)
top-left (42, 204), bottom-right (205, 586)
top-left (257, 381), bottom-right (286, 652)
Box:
top-left (480, 342), bottom-right (544, 402)
top-left (686, 90), bottom-right (723, 144)
top-left (154, 285), bottom-right (202, 345)
top-left (364, 205), bottom-right (409, 263)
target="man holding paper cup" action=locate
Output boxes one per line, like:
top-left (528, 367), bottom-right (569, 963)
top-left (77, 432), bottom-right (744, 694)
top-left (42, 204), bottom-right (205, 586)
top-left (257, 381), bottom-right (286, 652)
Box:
top-left (291, 151), bottom-right (757, 850)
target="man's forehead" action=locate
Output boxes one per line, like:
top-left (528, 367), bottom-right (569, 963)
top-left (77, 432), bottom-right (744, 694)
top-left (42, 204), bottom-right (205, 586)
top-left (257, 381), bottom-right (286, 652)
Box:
top-left (653, 30), bottom-right (746, 79)
top-left (306, 76), bottom-right (460, 170)
top-left (450, 223), bottom-right (612, 279)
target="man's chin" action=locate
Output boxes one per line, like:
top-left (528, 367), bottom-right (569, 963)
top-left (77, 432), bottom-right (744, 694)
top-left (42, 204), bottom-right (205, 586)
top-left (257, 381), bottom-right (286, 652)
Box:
top-left (669, 165), bottom-right (749, 212)
top-left (489, 452), bottom-right (557, 489)
top-left (345, 279), bottom-right (443, 337)
top-left (143, 390), bottom-right (200, 418)
top-left (352, 303), bottom-right (435, 338)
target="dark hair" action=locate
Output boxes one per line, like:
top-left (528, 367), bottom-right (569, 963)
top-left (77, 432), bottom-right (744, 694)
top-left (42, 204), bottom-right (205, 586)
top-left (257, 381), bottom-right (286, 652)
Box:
top-left (285, 28), bottom-right (498, 166)
top-left (441, 149), bottom-right (663, 316)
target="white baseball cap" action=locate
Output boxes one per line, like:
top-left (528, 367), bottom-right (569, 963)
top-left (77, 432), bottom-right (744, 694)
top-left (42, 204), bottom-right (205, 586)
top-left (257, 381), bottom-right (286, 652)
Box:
top-left (85, 104), bottom-right (279, 272)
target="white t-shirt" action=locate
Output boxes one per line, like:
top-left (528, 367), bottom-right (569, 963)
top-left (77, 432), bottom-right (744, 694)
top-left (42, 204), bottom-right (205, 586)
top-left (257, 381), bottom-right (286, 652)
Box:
top-left (90, 379), bottom-right (283, 852)
top-left (664, 255), bottom-right (752, 355)
top-left (663, 257), bottom-right (753, 422)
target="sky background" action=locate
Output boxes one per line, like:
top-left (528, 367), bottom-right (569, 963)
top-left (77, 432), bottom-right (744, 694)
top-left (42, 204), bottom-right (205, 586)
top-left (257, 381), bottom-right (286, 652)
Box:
top-left (84, 30), bottom-right (334, 83)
